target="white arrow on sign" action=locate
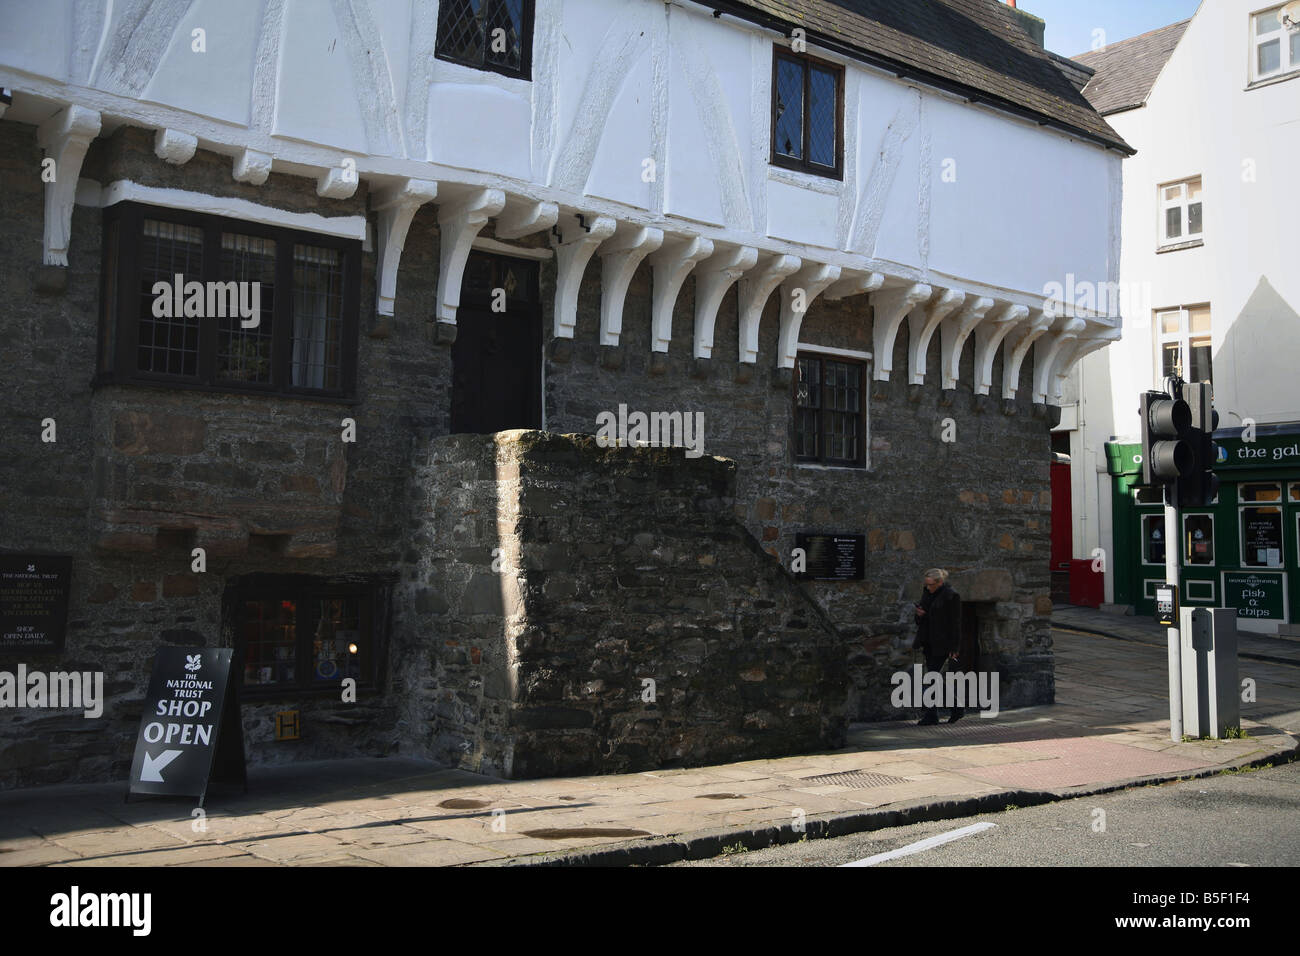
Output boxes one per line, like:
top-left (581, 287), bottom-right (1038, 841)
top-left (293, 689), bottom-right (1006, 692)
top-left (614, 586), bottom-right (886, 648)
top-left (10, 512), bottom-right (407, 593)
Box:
top-left (141, 749), bottom-right (183, 782)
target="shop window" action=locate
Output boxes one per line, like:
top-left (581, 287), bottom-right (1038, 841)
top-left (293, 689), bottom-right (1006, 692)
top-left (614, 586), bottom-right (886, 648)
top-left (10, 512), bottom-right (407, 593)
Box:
top-left (1155, 305), bottom-right (1212, 388)
top-left (1142, 513), bottom-right (1167, 564)
top-left (98, 202), bottom-right (360, 398)
top-left (436, 0), bottom-right (534, 79)
top-left (231, 578), bottom-right (382, 696)
top-left (771, 48), bottom-right (844, 179)
top-left (1241, 506), bottom-right (1284, 568)
top-left (1134, 485), bottom-right (1164, 505)
top-left (1251, 5), bottom-right (1300, 83)
top-left (1183, 513), bottom-right (1214, 565)
top-left (794, 352), bottom-right (866, 467)
top-left (1158, 177), bottom-right (1203, 248)
top-left (1186, 579), bottom-right (1215, 603)
top-left (1240, 482), bottom-right (1282, 502)
top-left (1289, 483), bottom-right (1300, 502)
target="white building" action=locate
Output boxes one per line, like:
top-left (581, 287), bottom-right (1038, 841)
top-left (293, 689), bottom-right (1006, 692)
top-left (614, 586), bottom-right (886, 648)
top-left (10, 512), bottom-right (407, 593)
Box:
top-left (1064, 0), bottom-right (1300, 631)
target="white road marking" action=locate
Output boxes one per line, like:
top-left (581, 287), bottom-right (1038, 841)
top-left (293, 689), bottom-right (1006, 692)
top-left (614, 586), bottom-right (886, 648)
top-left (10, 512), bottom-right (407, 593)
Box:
top-left (839, 821), bottom-right (997, 867)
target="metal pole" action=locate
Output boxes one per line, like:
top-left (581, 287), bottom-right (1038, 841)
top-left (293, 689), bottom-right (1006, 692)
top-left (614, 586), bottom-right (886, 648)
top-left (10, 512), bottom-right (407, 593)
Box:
top-left (1165, 495), bottom-right (1182, 742)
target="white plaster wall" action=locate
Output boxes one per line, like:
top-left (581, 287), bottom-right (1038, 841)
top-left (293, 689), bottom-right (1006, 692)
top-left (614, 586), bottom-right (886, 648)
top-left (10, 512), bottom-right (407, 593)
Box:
top-left (0, 0), bottom-right (1123, 309)
top-left (1074, 0), bottom-right (1300, 604)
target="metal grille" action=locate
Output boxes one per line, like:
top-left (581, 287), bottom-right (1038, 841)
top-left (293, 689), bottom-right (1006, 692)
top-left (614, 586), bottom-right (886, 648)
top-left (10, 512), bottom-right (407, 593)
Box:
top-left (808, 65), bottom-right (837, 167)
top-left (138, 219), bottom-right (202, 376)
top-left (823, 359), bottom-right (860, 463)
top-left (800, 770), bottom-right (912, 790)
top-left (795, 356), bottom-right (820, 459)
top-left (291, 243), bottom-right (343, 391)
top-left (774, 57), bottom-right (804, 160)
top-left (218, 233), bottom-right (275, 385)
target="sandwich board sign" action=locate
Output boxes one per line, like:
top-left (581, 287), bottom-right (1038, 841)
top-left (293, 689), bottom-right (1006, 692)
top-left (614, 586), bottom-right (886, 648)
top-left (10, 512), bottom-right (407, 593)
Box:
top-left (128, 646), bottom-right (246, 805)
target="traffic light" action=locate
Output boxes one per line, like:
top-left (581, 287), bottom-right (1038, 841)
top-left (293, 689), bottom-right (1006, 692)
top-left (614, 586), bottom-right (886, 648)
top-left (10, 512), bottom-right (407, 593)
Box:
top-left (1139, 389), bottom-right (1192, 491)
top-left (1176, 381), bottom-right (1220, 509)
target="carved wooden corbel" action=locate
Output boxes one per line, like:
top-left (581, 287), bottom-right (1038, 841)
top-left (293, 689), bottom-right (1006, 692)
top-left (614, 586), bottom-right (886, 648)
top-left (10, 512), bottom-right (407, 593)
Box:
top-left (973, 303), bottom-right (1028, 395)
top-left (693, 245), bottom-right (757, 360)
top-left (940, 295), bottom-right (994, 390)
top-left (437, 188), bottom-right (507, 325)
top-left (737, 254), bottom-right (801, 364)
top-left (649, 236), bottom-right (713, 353)
top-left (372, 178), bottom-right (438, 319)
top-left (551, 211), bottom-right (616, 339)
top-left (599, 226), bottom-right (663, 347)
top-left (36, 105), bottom-right (101, 267)
top-left (907, 287), bottom-right (965, 385)
top-left (869, 282), bottom-right (931, 381)
top-left (777, 262), bottom-right (841, 369)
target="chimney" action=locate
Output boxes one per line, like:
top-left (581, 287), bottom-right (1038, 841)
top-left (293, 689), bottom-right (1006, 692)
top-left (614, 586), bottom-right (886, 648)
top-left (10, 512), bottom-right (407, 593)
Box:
top-left (1004, 0), bottom-right (1045, 48)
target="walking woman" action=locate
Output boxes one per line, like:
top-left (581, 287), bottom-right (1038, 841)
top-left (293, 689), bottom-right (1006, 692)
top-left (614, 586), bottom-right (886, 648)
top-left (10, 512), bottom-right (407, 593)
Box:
top-left (912, 568), bottom-right (964, 724)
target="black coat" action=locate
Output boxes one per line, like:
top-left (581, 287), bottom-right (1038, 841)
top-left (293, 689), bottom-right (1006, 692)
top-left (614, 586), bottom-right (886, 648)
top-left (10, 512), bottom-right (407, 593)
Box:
top-left (914, 584), bottom-right (962, 657)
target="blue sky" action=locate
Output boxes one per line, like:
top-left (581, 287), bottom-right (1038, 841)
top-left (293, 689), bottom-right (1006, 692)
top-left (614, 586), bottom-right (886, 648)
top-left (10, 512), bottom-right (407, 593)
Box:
top-left (1023, 0), bottom-right (1203, 56)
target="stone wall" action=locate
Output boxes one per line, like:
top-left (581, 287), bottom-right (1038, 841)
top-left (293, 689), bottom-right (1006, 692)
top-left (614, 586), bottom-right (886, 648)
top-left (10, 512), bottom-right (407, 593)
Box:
top-left (397, 431), bottom-right (848, 778)
top-left (0, 114), bottom-right (1055, 790)
top-left (544, 260), bottom-right (1056, 718)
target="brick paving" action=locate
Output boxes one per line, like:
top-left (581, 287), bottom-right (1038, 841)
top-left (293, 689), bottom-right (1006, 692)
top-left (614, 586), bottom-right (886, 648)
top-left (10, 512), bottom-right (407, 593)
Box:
top-left (1, 610), bottom-right (1297, 867)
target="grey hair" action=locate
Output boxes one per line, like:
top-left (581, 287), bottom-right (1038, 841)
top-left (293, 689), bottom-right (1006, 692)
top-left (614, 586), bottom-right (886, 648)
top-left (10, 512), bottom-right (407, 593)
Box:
top-left (923, 568), bottom-right (948, 583)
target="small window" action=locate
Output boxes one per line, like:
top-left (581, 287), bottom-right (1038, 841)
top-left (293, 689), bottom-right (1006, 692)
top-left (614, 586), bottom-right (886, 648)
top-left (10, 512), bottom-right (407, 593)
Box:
top-left (771, 48), bottom-right (844, 179)
top-left (794, 353), bottom-right (865, 466)
top-left (1135, 485), bottom-right (1164, 505)
top-left (1251, 5), bottom-right (1300, 82)
top-left (1240, 482), bottom-right (1282, 502)
top-left (99, 203), bottom-right (360, 398)
top-left (436, 0), bottom-right (534, 80)
top-left (1183, 513), bottom-right (1215, 566)
top-left (1158, 177), bottom-right (1202, 247)
top-left (1142, 513), bottom-right (1167, 564)
top-left (1154, 305), bottom-right (1212, 389)
top-left (233, 579), bottom-right (382, 696)
top-left (1240, 506), bottom-right (1284, 567)
top-left (1289, 482), bottom-right (1300, 502)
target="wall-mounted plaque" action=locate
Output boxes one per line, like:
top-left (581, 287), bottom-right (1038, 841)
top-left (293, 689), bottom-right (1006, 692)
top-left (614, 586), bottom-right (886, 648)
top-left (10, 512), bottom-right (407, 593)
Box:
top-left (795, 533), bottom-right (865, 581)
top-left (0, 554), bottom-right (72, 655)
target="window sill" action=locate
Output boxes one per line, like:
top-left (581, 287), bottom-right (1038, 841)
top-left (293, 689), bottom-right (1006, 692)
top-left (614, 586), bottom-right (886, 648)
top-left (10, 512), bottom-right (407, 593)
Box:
top-left (1246, 69), bottom-right (1300, 90)
top-left (768, 164), bottom-right (844, 192)
top-left (92, 376), bottom-right (362, 406)
top-left (795, 461), bottom-right (869, 472)
top-left (1156, 238), bottom-right (1204, 254)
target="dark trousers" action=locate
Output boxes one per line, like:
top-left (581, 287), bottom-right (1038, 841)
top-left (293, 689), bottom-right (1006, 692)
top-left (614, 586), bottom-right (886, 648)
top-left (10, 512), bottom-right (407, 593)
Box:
top-left (920, 649), bottom-right (963, 721)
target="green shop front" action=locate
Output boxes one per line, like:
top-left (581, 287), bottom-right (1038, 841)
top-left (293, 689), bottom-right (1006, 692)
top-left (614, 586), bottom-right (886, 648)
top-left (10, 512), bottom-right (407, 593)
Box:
top-left (1107, 425), bottom-right (1300, 632)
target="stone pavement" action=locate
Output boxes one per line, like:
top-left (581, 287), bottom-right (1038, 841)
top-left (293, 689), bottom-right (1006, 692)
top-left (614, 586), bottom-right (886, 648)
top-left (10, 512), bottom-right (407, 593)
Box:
top-left (2, 610), bottom-right (1298, 867)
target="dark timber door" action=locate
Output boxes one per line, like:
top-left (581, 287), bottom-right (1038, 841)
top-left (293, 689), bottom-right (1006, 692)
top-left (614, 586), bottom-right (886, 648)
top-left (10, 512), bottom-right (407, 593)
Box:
top-left (450, 252), bottom-right (543, 434)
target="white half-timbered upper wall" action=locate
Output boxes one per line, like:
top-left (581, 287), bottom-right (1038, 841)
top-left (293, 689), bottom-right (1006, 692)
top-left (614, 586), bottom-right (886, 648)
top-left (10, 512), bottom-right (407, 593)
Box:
top-left (0, 0), bottom-right (1120, 304)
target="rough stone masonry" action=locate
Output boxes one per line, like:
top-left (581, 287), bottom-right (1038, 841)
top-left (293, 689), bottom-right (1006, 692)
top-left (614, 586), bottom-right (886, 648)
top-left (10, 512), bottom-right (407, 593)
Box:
top-left (0, 121), bottom-right (1054, 789)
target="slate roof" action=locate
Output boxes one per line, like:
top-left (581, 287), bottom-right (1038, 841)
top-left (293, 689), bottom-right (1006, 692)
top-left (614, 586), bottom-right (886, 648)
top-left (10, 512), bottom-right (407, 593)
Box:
top-left (713, 0), bottom-right (1134, 154)
top-left (1072, 19), bottom-right (1190, 115)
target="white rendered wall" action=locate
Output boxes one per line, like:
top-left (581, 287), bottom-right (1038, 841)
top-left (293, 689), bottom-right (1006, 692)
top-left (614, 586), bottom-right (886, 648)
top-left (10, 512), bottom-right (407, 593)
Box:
top-left (0, 0), bottom-right (1123, 312)
top-left (1074, 0), bottom-right (1300, 607)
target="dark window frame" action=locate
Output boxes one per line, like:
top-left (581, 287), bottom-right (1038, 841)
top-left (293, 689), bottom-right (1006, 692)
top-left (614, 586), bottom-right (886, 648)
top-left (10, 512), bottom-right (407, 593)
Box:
top-left (98, 202), bottom-right (361, 401)
top-left (435, 0), bottom-right (535, 81)
top-left (793, 352), bottom-right (867, 468)
top-left (224, 574), bottom-right (391, 702)
top-left (770, 46), bottom-right (845, 180)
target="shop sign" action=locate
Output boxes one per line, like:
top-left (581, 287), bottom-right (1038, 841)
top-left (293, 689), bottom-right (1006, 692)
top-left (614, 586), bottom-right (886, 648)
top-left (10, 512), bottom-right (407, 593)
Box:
top-left (1222, 572), bottom-right (1286, 620)
top-left (128, 647), bottom-right (245, 804)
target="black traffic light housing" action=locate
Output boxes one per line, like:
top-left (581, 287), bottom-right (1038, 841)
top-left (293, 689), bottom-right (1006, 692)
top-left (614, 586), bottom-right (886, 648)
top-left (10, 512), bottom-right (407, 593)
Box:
top-left (1139, 389), bottom-right (1192, 490)
top-left (1176, 381), bottom-right (1220, 509)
